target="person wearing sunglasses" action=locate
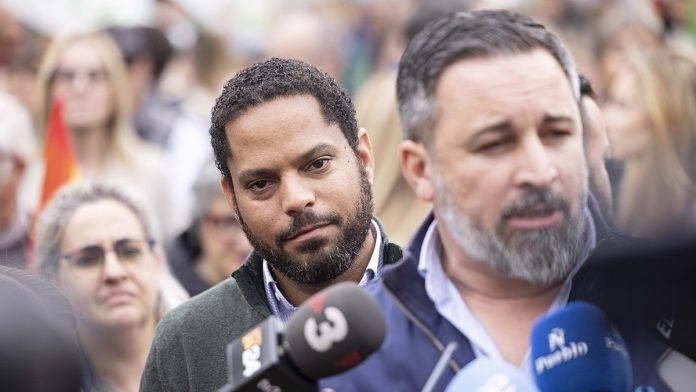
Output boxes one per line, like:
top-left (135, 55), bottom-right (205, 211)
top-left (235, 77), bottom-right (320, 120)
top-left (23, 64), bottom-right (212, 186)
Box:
top-left (34, 182), bottom-right (179, 392)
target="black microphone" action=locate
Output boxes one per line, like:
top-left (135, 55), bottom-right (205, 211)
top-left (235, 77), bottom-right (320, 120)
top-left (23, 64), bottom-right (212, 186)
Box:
top-left (220, 282), bottom-right (386, 392)
top-left (573, 236), bottom-right (696, 361)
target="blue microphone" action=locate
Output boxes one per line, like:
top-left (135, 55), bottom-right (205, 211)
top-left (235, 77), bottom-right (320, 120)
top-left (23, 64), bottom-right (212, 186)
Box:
top-left (530, 301), bottom-right (633, 391)
top-left (444, 357), bottom-right (538, 392)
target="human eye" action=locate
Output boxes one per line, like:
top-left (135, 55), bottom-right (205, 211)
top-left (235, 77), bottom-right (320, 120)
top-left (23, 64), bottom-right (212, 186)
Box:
top-left (542, 129), bottom-right (572, 141)
top-left (73, 249), bottom-right (102, 268)
top-left (116, 242), bottom-right (144, 261)
top-left (307, 157), bottom-right (331, 172)
top-left (248, 179), bottom-right (274, 193)
top-left (477, 138), bottom-right (512, 153)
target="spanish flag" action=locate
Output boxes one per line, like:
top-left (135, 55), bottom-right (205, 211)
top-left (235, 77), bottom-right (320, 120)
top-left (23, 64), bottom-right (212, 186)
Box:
top-left (39, 100), bottom-right (80, 209)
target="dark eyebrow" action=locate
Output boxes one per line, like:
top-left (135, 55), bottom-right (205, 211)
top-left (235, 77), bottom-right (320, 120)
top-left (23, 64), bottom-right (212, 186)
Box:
top-left (67, 238), bottom-right (138, 256)
top-left (541, 114), bottom-right (574, 125)
top-left (237, 168), bottom-right (277, 185)
top-left (293, 143), bottom-right (338, 167)
top-left (236, 143), bottom-right (338, 184)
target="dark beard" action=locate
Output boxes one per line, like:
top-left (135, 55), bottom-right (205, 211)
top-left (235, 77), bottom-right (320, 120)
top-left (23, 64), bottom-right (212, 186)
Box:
top-left (235, 165), bottom-right (374, 285)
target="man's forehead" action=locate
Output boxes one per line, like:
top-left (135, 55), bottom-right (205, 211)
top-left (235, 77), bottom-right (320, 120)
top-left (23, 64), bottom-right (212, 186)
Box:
top-left (224, 100), bottom-right (347, 176)
top-left (436, 49), bottom-right (576, 108)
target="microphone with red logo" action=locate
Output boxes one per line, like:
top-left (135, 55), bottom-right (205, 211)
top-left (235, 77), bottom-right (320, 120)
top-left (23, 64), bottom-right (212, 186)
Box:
top-left (220, 282), bottom-right (386, 392)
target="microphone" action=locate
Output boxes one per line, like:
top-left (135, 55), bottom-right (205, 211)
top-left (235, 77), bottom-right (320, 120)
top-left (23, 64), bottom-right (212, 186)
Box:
top-left (221, 282), bottom-right (385, 391)
top-left (444, 357), bottom-right (538, 392)
top-left (530, 301), bottom-right (633, 392)
top-left (573, 236), bottom-right (696, 361)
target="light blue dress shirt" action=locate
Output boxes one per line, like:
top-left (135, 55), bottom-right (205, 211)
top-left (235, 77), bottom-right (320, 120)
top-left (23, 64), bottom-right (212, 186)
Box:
top-left (417, 208), bottom-right (596, 378)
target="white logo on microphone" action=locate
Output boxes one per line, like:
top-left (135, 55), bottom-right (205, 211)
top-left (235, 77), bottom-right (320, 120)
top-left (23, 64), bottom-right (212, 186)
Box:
top-left (534, 328), bottom-right (588, 375)
top-left (548, 328), bottom-right (565, 350)
top-left (304, 306), bottom-right (348, 352)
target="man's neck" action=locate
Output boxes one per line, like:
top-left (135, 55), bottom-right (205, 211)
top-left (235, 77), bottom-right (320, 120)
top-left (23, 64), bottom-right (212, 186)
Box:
top-left (273, 227), bottom-right (376, 307)
top-left (437, 223), bottom-right (564, 300)
top-left (438, 227), bottom-right (563, 366)
top-left (79, 318), bottom-right (156, 392)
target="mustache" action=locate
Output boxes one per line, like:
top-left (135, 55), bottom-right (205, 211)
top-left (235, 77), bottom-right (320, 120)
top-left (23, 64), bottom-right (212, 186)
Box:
top-left (276, 210), bottom-right (342, 243)
top-left (501, 187), bottom-right (570, 220)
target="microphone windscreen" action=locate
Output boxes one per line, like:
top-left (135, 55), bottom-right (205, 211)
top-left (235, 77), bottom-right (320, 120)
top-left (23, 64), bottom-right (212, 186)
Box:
top-left (284, 282), bottom-right (385, 380)
top-left (530, 301), bottom-right (632, 392)
top-left (444, 357), bottom-right (538, 392)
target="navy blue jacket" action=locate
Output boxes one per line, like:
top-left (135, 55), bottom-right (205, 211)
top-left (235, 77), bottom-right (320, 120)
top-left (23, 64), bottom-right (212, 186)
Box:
top-left (321, 198), bottom-right (671, 391)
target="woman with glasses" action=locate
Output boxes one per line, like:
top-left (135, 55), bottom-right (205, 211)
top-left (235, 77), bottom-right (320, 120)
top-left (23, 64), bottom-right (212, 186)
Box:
top-left (33, 32), bottom-right (176, 240)
top-left (34, 182), bottom-right (184, 392)
top-left (167, 159), bottom-right (251, 297)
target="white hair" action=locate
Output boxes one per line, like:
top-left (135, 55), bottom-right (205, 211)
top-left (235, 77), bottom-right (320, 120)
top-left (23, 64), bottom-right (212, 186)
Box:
top-left (0, 91), bottom-right (36, 165)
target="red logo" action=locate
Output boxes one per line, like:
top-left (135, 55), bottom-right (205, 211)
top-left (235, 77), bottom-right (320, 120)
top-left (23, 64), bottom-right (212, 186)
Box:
top-left (334, 349), bottom-right (361, 369)
top-left (309, 292), bottom-right (327, 314)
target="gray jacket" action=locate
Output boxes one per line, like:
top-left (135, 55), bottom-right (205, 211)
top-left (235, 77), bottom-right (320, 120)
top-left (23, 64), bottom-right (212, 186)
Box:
top-left (140, 222), bottom-right (402, 392)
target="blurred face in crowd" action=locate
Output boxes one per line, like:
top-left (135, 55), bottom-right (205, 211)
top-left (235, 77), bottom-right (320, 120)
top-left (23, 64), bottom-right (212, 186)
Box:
top-left (57, 199), bottom-right (162, 331)
top-left (402, 49), bottom-right (588, 285)
top-left (199, 196), bottom-right (252, 273)
top-left (582, 95), bottom-right (614, 220)
top-left (50, 38), bottom-right (115, 131)
top-left (221, 95), bottom-right (374, 285)
top-left (0, 150), bottom-right (23, 229)
top-left (603, 66), bottom-right (651, 161)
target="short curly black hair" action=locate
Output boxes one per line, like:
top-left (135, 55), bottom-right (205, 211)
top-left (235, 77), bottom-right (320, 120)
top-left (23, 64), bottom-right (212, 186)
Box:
top-left (210, 58), bottom-right (359, 188)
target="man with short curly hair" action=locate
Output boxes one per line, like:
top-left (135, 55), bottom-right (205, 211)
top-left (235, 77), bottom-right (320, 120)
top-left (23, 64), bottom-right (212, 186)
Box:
top-left (141, 58), bottom-right (402, 392)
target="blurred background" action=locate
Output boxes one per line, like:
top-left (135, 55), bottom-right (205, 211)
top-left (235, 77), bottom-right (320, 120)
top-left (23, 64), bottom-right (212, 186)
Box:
top-left (1, 0), bottom-right (695, 280)
top-left (1, 1), bottom-right (695, 390)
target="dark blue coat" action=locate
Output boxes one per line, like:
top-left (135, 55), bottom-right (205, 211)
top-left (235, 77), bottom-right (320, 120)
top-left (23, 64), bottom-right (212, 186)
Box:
top-left (321, 198), bottom-right (671, 392)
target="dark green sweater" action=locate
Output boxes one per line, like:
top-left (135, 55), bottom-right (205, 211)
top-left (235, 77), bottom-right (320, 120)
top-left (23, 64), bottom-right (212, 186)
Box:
top-left (140, 225), bottom-right (402, 392)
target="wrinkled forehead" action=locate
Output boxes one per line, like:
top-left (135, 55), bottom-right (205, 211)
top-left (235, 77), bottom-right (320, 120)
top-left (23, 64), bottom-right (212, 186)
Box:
top-left (433, 50), bottom-right (580, 136)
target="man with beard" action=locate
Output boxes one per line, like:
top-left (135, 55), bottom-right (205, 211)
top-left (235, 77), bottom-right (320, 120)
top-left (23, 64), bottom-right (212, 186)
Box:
top-left (321, 10), bottom-right (669, 391)
top-left (141, 58), bottom-right (402, 392)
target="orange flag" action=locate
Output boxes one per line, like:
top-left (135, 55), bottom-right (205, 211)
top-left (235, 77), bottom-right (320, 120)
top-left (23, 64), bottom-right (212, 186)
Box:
top-left (39, 100), bottom-right (80, 209)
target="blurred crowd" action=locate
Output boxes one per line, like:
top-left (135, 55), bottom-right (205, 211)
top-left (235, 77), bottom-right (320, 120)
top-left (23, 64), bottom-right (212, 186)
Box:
top-left (0, 0), bottom-right (695, 390)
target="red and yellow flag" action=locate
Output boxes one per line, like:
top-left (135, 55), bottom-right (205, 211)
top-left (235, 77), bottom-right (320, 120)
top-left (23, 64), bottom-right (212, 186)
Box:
top-left (39, 100), bottom-right (80, 209)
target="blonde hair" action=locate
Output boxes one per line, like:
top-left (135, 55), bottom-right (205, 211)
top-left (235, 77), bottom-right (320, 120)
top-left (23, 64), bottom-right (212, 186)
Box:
top-left (356, 71), bottom-right (431, 245)
top-left (35, 32), bottom-right (144, 168)
top-left (617, 49), bottom-right (696, 238)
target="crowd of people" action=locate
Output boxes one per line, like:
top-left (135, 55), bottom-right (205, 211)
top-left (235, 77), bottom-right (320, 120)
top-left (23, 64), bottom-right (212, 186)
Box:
top-left (0, 0), bottom-right (695, 391)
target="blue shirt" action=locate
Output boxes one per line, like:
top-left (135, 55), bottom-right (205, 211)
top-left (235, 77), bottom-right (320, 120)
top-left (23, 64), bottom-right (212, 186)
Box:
top-left (263, 220), bottom-right (382, 321)
top-left (417, 208), bottom-right (596, 378)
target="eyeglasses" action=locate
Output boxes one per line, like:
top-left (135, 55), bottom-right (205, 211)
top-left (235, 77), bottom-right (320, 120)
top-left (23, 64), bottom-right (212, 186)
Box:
top-left (203, 214), bottom-right (241, 230)
top-left (52, 68), bottom-right (109, 86)
top-left (60, 238), bottom-right (155, 271)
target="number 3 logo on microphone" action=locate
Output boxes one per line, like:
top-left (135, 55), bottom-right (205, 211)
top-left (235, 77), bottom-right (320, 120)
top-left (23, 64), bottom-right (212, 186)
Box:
top-left (304, 307), bottom-right (348, 352)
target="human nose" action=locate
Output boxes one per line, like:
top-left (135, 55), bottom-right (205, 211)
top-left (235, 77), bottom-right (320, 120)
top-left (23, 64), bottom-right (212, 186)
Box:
top-left (280, 173), bottom-right (316, 216)
top-left (102, 249), bottom-right (128, 283)
top-left (513, 136), bottom-right (558, 189)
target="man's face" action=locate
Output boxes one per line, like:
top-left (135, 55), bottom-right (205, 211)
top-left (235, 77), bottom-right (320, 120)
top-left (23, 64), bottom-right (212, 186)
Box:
top-left (582, 95), bottom-right (614, 221)
top-left (222, 95), bottom-right (374, 285)
top-left (403, 49), bottom-right (588, 285)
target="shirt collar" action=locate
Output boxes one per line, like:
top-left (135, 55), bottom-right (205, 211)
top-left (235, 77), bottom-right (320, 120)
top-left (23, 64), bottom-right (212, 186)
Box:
top-left (263, 219), bottom-right (382, 321)
top-left (417, 207), bottom-right (597, 368)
